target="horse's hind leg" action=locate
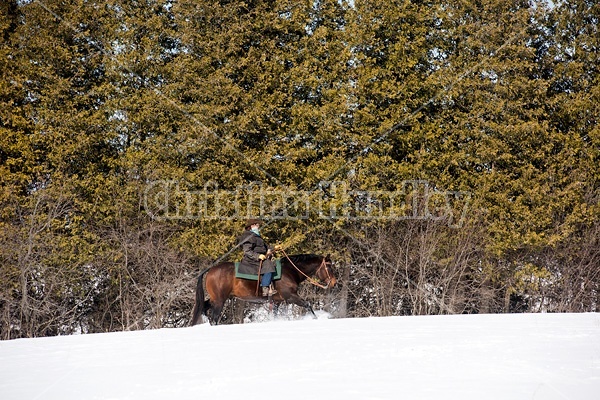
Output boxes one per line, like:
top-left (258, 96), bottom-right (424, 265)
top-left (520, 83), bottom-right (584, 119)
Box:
top-left (209, 300), bottom-right (225, 325)
top-left (204, 265), bottom-right (234, 325)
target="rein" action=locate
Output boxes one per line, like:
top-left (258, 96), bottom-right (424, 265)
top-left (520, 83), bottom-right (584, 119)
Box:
top-left (280, 249), bottom-right (332, 289)
top-left (255, 259), bottom-right (263, 297)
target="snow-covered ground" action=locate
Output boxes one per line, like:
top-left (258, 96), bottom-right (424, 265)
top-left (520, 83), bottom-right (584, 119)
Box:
top-left (1, 312), bottom-right (599, 400)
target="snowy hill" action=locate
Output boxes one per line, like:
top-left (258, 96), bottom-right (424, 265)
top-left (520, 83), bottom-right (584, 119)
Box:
top-left (1, 312), bottom-right (599, 400)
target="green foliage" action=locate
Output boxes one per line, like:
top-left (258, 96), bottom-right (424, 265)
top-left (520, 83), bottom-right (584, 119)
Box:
top-left (0, 0), bottom-right (598, 336)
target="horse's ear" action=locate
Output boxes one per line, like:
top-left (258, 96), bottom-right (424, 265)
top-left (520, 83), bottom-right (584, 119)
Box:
top-left (325, 253), bottom-right (331, 261)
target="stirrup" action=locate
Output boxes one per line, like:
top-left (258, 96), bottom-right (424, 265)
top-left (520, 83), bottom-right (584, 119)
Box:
top-left (268, 284), bottom-right (277, 295)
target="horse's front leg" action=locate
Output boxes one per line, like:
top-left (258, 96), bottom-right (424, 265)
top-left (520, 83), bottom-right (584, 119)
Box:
top-left (271, 301), bottom-right (280, 318)
top-left (305, 302), bottom-right (317, 319)
top-left (283, 293), bottom-right (317, 319)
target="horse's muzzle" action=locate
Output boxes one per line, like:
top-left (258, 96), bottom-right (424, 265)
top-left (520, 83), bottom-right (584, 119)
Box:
top-left (327, 277), bottom-right (337, 288)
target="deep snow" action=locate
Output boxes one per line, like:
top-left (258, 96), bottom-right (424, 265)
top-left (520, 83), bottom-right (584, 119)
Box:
top-left (1, 312), bottom-right (599, 400)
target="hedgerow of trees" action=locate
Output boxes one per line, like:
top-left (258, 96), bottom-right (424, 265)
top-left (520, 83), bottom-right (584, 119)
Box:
top-left (1, 0), bottom-right (598, 338)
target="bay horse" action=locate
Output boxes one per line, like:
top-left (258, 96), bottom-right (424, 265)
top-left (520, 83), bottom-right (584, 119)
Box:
top-left (191, 254), bottom-right (336, 325)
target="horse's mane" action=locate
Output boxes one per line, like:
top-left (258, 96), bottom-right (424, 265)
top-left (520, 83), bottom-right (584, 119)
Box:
top-left (214, 253), bottom-right (320, 268)
top-left (286, 253), bottom-right (321, 264)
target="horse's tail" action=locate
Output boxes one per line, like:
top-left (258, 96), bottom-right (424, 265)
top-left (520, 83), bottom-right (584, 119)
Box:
top-left (191, 267), bottom-right (211, 326)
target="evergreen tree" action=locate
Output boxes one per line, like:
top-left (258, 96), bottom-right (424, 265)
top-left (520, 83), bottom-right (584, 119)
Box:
top-left (0, 0), bottom-right (597, 336)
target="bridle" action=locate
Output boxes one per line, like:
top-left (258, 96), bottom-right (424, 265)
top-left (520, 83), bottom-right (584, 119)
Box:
top-left (315, 257), bottom-right (335, 288)
top-left (280, 249), bottom-right (334, 289)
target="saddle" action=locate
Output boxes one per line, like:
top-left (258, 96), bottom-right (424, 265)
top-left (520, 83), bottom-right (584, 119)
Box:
top-left (234, 258), bottom-right (283, 281)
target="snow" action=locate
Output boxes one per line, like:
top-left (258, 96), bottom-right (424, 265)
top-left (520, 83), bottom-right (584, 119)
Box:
top-left (1, 312), bottom-right (599, 400)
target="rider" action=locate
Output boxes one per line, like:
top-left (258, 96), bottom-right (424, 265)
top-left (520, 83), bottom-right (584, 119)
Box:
top-left (238, 218), bottom-right (279, 296)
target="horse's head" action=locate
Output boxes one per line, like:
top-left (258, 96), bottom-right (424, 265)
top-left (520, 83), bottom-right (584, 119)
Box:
top-left (315, 254), bottom-right (337, 288)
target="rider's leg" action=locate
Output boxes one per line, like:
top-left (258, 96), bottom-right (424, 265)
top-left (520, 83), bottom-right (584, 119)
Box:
top-left (260, 272), bottom-right (277, 296)
top-left (260, 272), bottom-right (272, 287)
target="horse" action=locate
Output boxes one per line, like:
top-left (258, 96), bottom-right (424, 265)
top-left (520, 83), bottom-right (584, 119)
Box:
top-left (191, 254), bottom-right (336, 325)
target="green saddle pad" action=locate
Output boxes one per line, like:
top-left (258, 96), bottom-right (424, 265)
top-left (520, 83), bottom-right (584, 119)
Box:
top-left (235, 258), bottom-right (282, 281)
